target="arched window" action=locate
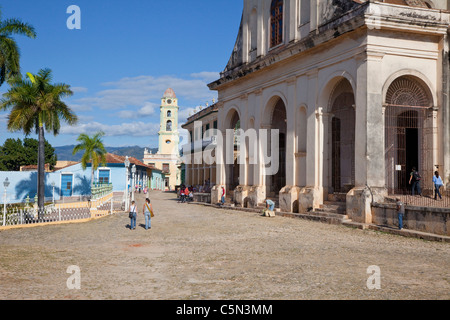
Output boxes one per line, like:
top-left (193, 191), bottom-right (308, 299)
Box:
top-left (166, 120), bottom-right (173, 132)
top-left (167, 110), bottom-right (172, 118)
top-left (270, 0), bottom-right (283, 48)
top-left (423, 1), bottom-right (434, 8)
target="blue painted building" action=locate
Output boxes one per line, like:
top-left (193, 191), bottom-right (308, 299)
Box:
top-left (0, 153), bottom-right (166, 204)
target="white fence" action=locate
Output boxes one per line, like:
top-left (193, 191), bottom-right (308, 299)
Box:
top-left (0, 193), bottom-right (125, 227)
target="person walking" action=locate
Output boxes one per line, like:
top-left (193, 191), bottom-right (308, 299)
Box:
top-left (409, 167), bottom-right (422, 196)
top-left (433, 171), bottom-right (443, 201)
top-left (221, 186), bottom-right (226, 205)
top-left (396, 197), bottom-right (405, 230)
top-left (143, 198), bottom-right (153, 230)
top-left (129, 200), bottom-right (137, 230)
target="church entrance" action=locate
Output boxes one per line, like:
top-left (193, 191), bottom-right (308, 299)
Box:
top-left (329, 79), bottom-right (355, 194)
top-left (226, 110), bottom-right (240, 193)
top-left (384, 75), bottom-right (434, 195)
top-left (267, 98), bottom-right (287, 196)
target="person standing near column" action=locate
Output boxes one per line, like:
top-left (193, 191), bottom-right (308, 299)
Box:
top-left (221, 186), bottom-right (226, 205)
top-left (396, 197), bottom-right (405, 230)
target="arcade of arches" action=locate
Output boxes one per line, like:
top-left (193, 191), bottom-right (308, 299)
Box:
top-left (205, 1), bottom-right (449, 223)
top-left (208, 72), bottom-right (441, 223)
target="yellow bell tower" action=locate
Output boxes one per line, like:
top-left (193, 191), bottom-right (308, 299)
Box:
top-left (159, 88), bottom-right (179, 155)
top-left (143, 88), bottom-right (181, 190)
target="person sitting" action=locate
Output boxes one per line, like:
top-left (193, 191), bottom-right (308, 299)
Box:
top-left (179, 186), bottom-right (186, 203)
top-left (263, 199), bottom-right (276, 217)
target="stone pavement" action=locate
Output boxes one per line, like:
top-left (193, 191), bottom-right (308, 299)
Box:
top-left (0, 190), bottom-right (448, 300)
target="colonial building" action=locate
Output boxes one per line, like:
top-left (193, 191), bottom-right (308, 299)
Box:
top-left (202, 0), bottom-right (450, 223)
top-left (143, 88), bottom-right (182, 190)
top-left (182, 103), bottom-right (219, 188)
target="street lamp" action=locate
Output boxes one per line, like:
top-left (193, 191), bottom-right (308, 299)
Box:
top-left (124, 156), bottom-right (130, 211)
top-left (131, 164), bottom-right (136, 202)
top-left (51, 181), bottom-right (56, 205)
top-left (3, 177), bottom-right (10, 226)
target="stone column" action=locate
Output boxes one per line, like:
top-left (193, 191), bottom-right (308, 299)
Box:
top-left (348, 51), bottom-right (387, 224)
top-left (279, 77), bottom-right (300, 212)
top-left (298, 68), bottom-right (322, 213)
top-left (212, 106), bottom-right (226, 204)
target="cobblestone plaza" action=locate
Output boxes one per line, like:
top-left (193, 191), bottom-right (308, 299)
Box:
top-left (0, 191), bottom-right (448, 300)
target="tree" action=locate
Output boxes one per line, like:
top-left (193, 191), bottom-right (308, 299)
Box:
top-left (72, 132), bottom-right (107, 188)
top-left (0, 9), bottom-right (36, 87)
top-left (23, 138), bottom-right (57, 170)
top-left (0, 68), bottom-right (78, 210)
top-left (0, 138), bottom-right (57, 171)
top-left (0, 138), bottom-right (26, 171)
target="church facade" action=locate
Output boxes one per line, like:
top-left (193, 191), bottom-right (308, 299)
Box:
top-left (143, 88), bottom-right (182, 190)
top-left (203, 0), bottom-right (450, 223)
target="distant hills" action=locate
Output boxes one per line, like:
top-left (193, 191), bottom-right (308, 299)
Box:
top-left (55, 145), bottom-right (158, 162)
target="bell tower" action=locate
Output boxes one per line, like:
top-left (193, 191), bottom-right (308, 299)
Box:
top-left (143, 88), bottom-right (181, 190)
top-left (159, 88), bottom-right (179, 155)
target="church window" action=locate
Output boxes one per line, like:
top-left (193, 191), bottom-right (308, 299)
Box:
top-left (300, 0), bottom-right (310, 25)
top-left (166, 120), bottom-right (173, 131)
top-left (270, 0), bottom-right (283, 48)
top-left (167, 110), bottom-right (172, 118)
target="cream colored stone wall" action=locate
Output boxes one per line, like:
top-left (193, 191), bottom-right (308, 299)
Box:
top-left (208, 1), bottom-right (450, 216)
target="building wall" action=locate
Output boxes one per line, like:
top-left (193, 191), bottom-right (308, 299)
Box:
top-left (208, 1), bottom-right (450, 216)
top-left (0, 163), bottom-right (163, 204)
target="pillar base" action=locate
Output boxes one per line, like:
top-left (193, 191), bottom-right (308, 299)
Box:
top-left (234, 185), bottom-right (251, 208)
top-left (279, 186), bottom-right (301, 213)
top-left (211, 185), bottom-right (224, 205)
top-left (247, 185), bottom-right (266, 208)
top-left (298, 187), bottom-right (323, 213)
top-left (346, 187), bottom-right (387, 223)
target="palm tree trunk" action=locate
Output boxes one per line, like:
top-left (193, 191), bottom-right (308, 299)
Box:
top-left (38, 125), bottom-right (45, 213)
top-left (91, 165), bottom-right (94, 189)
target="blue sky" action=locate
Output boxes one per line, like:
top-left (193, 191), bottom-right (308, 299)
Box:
top-left (0, 0), bottom-right (243, 148)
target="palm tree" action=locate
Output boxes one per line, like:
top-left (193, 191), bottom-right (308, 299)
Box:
top-left (72, 132), bottom-right (108, 188)
top-left (0, 68), bottom-right (78, 211)
top-left (0, 9), bottom-right (36, 87)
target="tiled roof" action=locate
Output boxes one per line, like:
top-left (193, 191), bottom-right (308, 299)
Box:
top-left (163, 88), bottom-right (176, 99)
top-left (89, 153), bottom-right (160, 171)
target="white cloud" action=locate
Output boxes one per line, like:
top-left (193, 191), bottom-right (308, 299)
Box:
top-left (178, 107), bottom-right (196, 123)
top-left (71, 87), bottom-right (89, 93)
top-left (190, 71), bottom-right (220, 83)
top-left (73, 73), bottom-right (218, 111)
top-left (117, 102), bottom-right (157, 119)
top-left (60, 121), bottom-right (160, 137)
top-left (68, 103), bottom-right (93, 112)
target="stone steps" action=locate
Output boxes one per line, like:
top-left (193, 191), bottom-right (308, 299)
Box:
top-left (318, 201), bottom-right (346, 214)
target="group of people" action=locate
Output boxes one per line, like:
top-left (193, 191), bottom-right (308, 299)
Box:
top-left (128, 198), bottom-right (153, 230)
top-left (178, 180), bottom-right (213, 203)
top-left (178, 185), bottom-right (194, 203)
top-left (409, 167), bottom-right (445, 201)
top-left (134, 185), bottom-right (148, 194)
top-left (396, 168), bottom-right (445, 231)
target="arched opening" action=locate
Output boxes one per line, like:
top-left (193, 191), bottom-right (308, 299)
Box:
top-left (384, 75), bottom-right (434, 194)
top-left (328, 79), bottom-right (355, 194)
top-left (225, 109), bottom-right (241, 193)
top-left (267, 98), bottom-right (287, 196)
top-left (166, 120), bottom-right (173, 132)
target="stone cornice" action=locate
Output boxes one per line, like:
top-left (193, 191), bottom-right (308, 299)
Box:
top-left (208, 2), bottom-right (450, 92)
